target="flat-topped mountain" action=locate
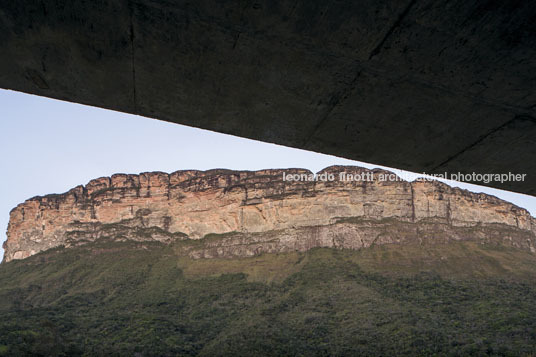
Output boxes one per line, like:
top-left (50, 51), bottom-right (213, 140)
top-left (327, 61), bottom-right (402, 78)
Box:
top-left (4, 166), bottom-right (536, 262)
top-left (3, 166), bottom-right (536, 355)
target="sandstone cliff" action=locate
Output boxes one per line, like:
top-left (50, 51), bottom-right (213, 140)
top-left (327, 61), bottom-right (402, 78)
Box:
top-left (4, 166), bottom-right (536, 262)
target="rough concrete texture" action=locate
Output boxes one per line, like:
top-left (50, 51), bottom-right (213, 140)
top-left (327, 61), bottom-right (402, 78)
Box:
top-left (4, 166), bottom-right (536, 262)
top-left (0, 1), bottom-right (535, 194)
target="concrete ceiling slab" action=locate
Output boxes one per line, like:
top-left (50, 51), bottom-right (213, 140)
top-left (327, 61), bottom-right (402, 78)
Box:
top-left (0, 0), bottom-right (534, 194)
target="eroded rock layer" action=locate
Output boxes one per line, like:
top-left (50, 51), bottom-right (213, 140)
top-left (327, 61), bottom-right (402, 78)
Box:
top-left (4, 166), bottom-right (536, 262)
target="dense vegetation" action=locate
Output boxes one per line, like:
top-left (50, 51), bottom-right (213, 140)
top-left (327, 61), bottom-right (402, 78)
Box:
top-left (1, 240), bottom-right (536, 356)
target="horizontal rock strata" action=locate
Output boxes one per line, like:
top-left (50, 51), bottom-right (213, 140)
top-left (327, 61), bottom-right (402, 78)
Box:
top-left (4, 166), bottom-right (536, 262)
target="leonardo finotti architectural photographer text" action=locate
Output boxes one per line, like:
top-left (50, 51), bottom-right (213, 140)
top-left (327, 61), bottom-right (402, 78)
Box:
top-left (282, 171), bottom-right (527, 184)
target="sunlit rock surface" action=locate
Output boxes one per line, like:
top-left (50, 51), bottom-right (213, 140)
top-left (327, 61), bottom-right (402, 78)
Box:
top-left (4, 166), bottom-right (536, 262)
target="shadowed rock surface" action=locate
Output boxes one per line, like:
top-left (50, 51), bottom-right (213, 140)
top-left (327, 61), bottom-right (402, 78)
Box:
top-left (4, 166), bottom-right (536, 262)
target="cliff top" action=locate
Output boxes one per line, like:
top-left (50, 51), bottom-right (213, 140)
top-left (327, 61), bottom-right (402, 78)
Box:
top-left (12, 165), bottom-right (533, 219)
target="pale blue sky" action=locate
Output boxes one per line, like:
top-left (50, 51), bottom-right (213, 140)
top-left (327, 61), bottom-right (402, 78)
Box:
top-left (1, 89), bottom-right (535, 259)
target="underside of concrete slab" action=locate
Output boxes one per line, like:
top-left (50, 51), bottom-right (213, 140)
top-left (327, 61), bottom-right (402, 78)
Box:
top-left (0, 0), bottom-right (534, 194)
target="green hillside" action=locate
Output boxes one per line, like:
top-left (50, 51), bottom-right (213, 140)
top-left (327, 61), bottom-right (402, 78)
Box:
top-left (1, 240), bottom-right (536, 356)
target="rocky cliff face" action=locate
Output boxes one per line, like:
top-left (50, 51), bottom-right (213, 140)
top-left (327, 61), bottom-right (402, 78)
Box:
top-left (4, 166), bottom-right (536, 262)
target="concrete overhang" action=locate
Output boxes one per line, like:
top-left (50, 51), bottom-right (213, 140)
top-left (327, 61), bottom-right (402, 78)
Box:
top-left (1, 1), bottom-right (535, 194)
